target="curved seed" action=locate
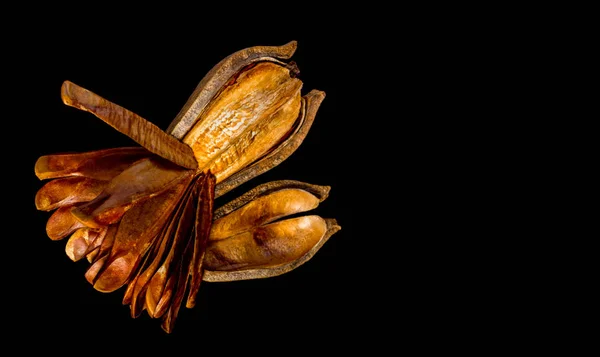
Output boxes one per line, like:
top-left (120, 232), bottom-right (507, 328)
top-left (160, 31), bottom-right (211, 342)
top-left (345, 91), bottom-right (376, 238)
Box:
top-left (167, 41), bottom-right (298, 139)
top-left (35, 147), bottom-right (151, 181)
top-left (35, 177), bottom-right (107, 211)
top-left (46, 206), bottom-right (86, 240)
top-left (213, 180), bottom-right (330, 220)
top-left (85, 226), bottom-right (118, 283)
top-left (204, 219), bottom-right (340, 282)
top-left (125, 228), bottom-right (169, 315)
top-left (153, 272), bottom-right (176, 319)
top-left (131, 175), bottom-right (199, 316)
top-left (85, 254), bottom-right (108, 285)
top-left (210, 188), bottom-right (319, 241)
top-left (204, 215), bottom-right (327, 271)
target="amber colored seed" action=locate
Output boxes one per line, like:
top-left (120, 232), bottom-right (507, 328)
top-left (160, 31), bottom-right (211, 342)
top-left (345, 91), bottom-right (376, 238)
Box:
top-left (210, 188), bottom-right (319, 241)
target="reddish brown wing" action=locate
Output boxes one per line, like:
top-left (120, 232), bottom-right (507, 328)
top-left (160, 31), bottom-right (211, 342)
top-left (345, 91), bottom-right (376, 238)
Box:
top-left (35, 147), bottom-right (152, 181)
top-left (91, 173), bottom-right (193, 293)
top-left (186, 173), bottom-right (215, 308)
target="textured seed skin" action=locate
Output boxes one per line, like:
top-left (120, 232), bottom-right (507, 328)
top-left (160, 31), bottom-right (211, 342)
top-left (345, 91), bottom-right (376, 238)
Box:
top-left (167, 41), bottom-right (299, 139)
top-left (183, 62), bottom-right (302, 182)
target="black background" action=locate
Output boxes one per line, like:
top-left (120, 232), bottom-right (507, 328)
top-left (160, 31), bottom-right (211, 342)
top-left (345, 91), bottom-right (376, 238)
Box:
top-left (7, 17), bottom-right (379, 352)
top-left (6, 6), bottom-right (580, 352)
top-left (6, 7), bottom-right (521, 353)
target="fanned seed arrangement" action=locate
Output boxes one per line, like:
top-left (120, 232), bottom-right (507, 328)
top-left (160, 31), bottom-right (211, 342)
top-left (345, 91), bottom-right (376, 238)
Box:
top-left (34, 41), bottom-right (340, 333)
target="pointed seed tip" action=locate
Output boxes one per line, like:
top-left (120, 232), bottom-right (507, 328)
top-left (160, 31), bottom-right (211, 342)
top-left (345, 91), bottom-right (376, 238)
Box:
top-left (314, 185), bottom-right (331, 202)
top-left (282, 41), bottom-right (298, 56)
top-left (326, 218), bottom-right (341, 231)
top-left (34, 156), bottom-right (45, 178)
top-left (306, 89), bottom-right (326, 101)
top-left (34, 156), bottom-right (56, 181)
top-left (61, 80), bottom-right (73, 92)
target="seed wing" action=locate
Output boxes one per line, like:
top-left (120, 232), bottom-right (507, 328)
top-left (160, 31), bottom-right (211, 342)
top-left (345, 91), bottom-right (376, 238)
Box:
top-left (61, 81), bottom-right (198, 170)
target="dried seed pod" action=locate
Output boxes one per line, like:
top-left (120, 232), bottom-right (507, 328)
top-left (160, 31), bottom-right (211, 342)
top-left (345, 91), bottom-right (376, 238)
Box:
top-left (165, 40), bottom-right (325, 197)
top-left (212, 89), bottom-right (325, 198)
top-left (203, 180), bottom-right (341, 282)
top-left (205, 216), bottom-right (329, 271)
top-left (167, 41), bottom-right (299, 139)
top-left (34, 41), bottom-right (339, 333)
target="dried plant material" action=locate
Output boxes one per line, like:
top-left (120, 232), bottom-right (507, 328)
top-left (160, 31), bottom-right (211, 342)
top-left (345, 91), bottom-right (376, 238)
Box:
top-left (141, 181), bottom-right (196, 317)
top-left (183, 62), bottom-right (302, 182)
top-left (35, 147), bottom-right (151, 181)
top-left (61, 81), bottom-right (198, 170)
top-left (161, 236), bottom-right (194, 333)
top-left (65, 228), bottom-right (99, 262)
top-left (46, 205), bottom-right (86, 240)
top-left (205, 85), bottom-right (302, 183)
top-left (128, 198), bottom-right (185, 315)
top-left (92, 175), bottom-right (192, 292)
top-left (71, 158), bottom-right (191, 228)
top-left (85, 227), bottom-right (118, 284)
top-left (210, 188), bottom-right (319, 241)
top-left (90, 225), bottom-right (117, 264)
top-left (84, 227), bottom-right (108, 263)
top-left (124, 210), bottom-right (172, 315)
top-left (85, 255), bottom-right (107, 284)
top-left (34, 41), bottom-right (339, 333)
top-left (212, 180), bottom-right (331, 219)
top-left (154, 270), bottom-right (176, 319)
top-left (167, 41), bottom-right (298, 139)
top-left (186, 173), bottom-right (215, 308)
top-left (204, 219), bottom-right (340, 282)
top-left (35, 177), bottom-right (107, 211)
top-left (213, 89), bottom-right (325, 198)
top-left (205, 215), bottom-right (327, 271)
top-left (145, 176), bottom-right (201, 314)
top-left (203, 180), bottom-right (340, 282)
